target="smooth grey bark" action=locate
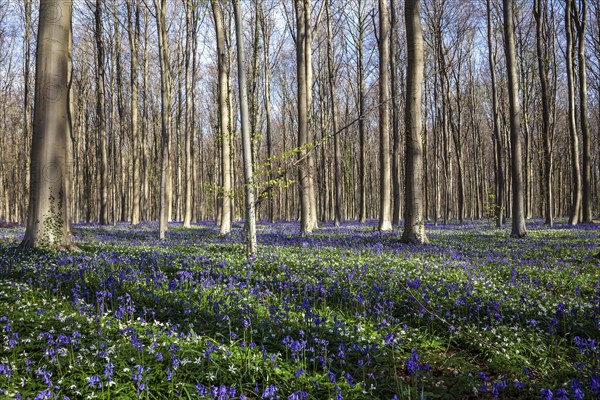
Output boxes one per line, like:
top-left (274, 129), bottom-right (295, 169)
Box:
top-left (357, 0), bottom-right (367, 223)
top-left (533, 0), bottom-right (554, 226)
top-left (486, 0), bottom-right (505, 227)
top-left (259, 4), bottom-right (275, 223)
top-left (95, 0), bottom-right (108, 225)
top-left (127, 0), bottom-right (141, 226)
top-left (233, 0), bottom-right (257, 256)
top-left (574, 0), bottom-right (593, 223)
top-left (296, 0), bottom-right (315, 234)
top-left (112, 0), bottom-right (126, 223)
top-left (154, 0), bottom-right (172, 240)
top-left (401, 0), bottom-right (428, 245)
top-left (306, 1), bottom-right (318, 231)
top-left (20, 0), bottom-right (74, 250)
top-left (566, 0), bottom-right (582, 226)
top-left (183, 0), bottom-right (193, 228)
top-left (211, 0), bottom-right (232, 235)
top-left (326, 0), bottom-right (342, 227)
top-left (503, 0), bottom-right (527, 237)
top-left (378, 0), bottom-right (393, 232)
top-left (23, 0), bottom-right (32, 222)
top-left (390, 0), bottom-right (402, 226)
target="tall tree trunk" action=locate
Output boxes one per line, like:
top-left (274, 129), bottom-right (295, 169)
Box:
top-left (127, 0), bottom-right (141, 226)
top-left (378, 0), bottom-right (392, 232)
top-left (296, 0), bottom-right (315, 234)
top-left (259, 4), bottom-right (275, 223)
top-left (401, 0), bottom-right (428, 245)
top-left (155, 0), bottom-right (172, 239)
top-left (306, 2), bottom-right (318, 231)
top-left (533, 0), bottom-right (554, 226)
top-left (183, 0), bottom-right (194, 228)
top-left (503, 0), bottom-right (527, 237)
top-left (112, 0), bottom-right (126, 223)
top-left (486, 0), bottom-right (505, 227)
top-left (211, 0), bottom-right (232, 235)
top-left (326, 0), bottom-right (342, 227)
top-left (233, 0), bottom-right (257, 256)
top-left (566, 0), bottom-right (582, 225)
top-left (574, 0), bottom-right (593, 223)
top-left (390, 0), bottom-right (402, 226)
top-left (20, 0), bottom-right (73, 250)
top-left (358, 0), bottom-right (367, 223)
top-left (95, 0), bottom-right (108, 225)
top-left (22, 0), bottom-right (32, 224)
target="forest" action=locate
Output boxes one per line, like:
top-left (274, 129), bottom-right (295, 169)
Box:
top-left (0, 0), bottom-right (599, 398)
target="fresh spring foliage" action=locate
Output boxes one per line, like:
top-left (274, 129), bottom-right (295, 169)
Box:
top-left (0, 220), bottom-right (598, 399)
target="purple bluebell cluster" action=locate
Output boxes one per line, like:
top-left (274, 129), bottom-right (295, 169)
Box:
top-left (0, 219), bottom-right (598, 398)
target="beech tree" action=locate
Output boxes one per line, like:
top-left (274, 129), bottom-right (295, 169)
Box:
top-left (503, 0), bottom-right (527, 237)
top-left (402, 0), bottom-right (428, 244)
top-left (211, 0), bottom-right (232, 236)
top-left (20, 0), bottom-right (74, 250)
top-left (566, 0), bottom-right (582, 226)
top-left (296, 0), bottom-right (316, 234)
top-left (95, 0), bottom-right (108, 225)
top-left (377, 0), bottom-right (392, 232)
top-left (126, 0), bottom-right (141, 226)
top-left (573, 0), bottom-right (593, 224)
top-left (533, 0), bottom-right (555, 227)
top-left (154, 0), bottom-right (172, 240)
top-left (233, 0), bottom-right (257, 255)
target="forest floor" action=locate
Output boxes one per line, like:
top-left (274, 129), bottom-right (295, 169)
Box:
top-left (0, 219), bottom-right (598, 399)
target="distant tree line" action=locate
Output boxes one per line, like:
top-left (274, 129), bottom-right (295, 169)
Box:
top-left (0, 0), bottom-right (597, 250)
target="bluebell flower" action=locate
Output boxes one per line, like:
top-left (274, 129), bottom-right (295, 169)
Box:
top-left (554, 388), bottom-right (569, 400)
top-left (591, 375), bottom-right (600, 396)
top-left (406, 349), bottom-right (419, 376)
top-left (344, 371), bottom-right (354, 386)
top-left (261, 385), bottom-right (279, 399)
top-left (0, 363), bottom-right (11, 378)
top-left (87, 375), bottom-right (102, 389)
top-left (288, 391), bottom-right (308, 400)
top-left (328, 370), bottom-right (336, 383)
top-left (540, 388), bottom-right (553, 400)
top-left (570, 379), bottom-right (584, 400)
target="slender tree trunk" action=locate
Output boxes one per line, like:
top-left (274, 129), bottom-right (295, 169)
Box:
top-left (211, 0), bottom-right (232, 235)
top-left (20, 0), bottom-right (73, 250)
top-left (306, 2), bottom-right (318, 231)
top-left (358, 1), bottom-right (367, 223)
top-left (326, 1), bottom-right (342, 227)
top-left (259, 4), bottom-right (275, 223)
top-left (487, 0), bottom-right (505, 227)
top-left (233, 0), bottom-right (257, 256)
top-left (574, 0), bottom-right (593, 223)
top-left (534, 0), bottom-right (554, 226)
top-left (141, 9), bottom-right (150, 221)
top-left (23, 0), bottom-right (32, 224)
top-left (112, 0), bottom-right (126, 223)
top-left (401, 0), bottom-right (427, 245)
top-left (296, 0), bottom-right (315, 234)
top-left (95, 0), bottom-right (109, 225)
top-left (378, 0), bottom-right (392, 232)
top-left (155, 0), bottom-right (172, 239)
top-left (183, 0), bottom-right (194, 228)
top-left (503, 0), bottom-right (527, 237)
top-left (127, 0), bottom-right (141, 226)
top-left (566, 0), bottom-right (582, 225)
top-left (390, 0), bottom-right (402, 226)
